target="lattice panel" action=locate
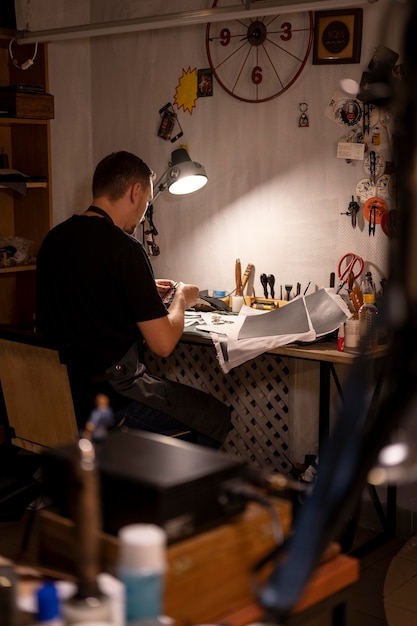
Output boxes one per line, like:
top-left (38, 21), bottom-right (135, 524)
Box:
top-left (143, 342), bottom-right (291, 472)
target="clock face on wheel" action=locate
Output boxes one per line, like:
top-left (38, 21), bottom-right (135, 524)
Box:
top-left (206, 0), bottom-right (313, 103)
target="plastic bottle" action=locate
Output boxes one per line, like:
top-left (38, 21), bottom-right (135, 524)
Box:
top-left (36, 582), bottom-right (63, 625)
top-left (117, 524), bottom-right (167, 624)
top-left (337, 322), bottom-right (345, 352)
top-left (359, 292), bottom-right (378, 348)
top-left (361, 272), bottom-right (376, 299)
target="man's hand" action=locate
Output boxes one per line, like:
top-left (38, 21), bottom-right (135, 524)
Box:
top-left (172, 282), bottom-right (199, 310)
top-left (155, 278), bottom-right (176, 296)
top-left (138, 281), bottom-right (199, 357)
top-left (155, 278), bottom-right (199, 309)
top-left (156, 279), bottom-right (177, 305)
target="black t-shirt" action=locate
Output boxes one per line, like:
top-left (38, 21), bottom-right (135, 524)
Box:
top-left (36, 213), bottom-right (168, 375)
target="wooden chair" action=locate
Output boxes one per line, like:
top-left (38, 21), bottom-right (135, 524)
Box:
top-left (0, 332), bottom-right (78, 453)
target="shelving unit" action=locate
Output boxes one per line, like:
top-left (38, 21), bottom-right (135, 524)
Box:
top-left (0, 32), bottom-right (52, 329)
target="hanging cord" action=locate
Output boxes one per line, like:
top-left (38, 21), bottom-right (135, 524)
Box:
top-left (9, 0), bottom-right (38, 71)
top-left (9, 39), bottom-right (38, 71)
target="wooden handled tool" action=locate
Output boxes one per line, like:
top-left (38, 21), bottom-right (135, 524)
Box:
top-left (241, 263), bottom-right (254, 291)
top-left (235, 258), bottom-right (243, 296)
top-left (350, 285), bottom-right (363, 313)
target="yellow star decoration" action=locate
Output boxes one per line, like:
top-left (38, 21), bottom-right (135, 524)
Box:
top-left (174, 67), bottom-right (198, 114)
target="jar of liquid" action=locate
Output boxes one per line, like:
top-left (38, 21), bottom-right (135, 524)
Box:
top-left (359, 293), bottom-right (378, 349)
top-left (117, 524), bottom-right (167, 624)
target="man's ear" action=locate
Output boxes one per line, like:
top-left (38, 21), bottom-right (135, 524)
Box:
top-left (130, 181), bottom-right (142, 201)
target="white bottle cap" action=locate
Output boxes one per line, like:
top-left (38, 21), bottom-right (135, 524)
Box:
top-left (118, 524), bottom-right (167, 570)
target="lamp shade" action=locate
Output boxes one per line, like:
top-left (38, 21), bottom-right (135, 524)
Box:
top-left (167, 147), bottom-right (208, 195)
top-left (153, 147), bottom-right (208, 202)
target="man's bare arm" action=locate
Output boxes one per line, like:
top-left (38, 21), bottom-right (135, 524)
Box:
top-left (137, 282), bottom-right (198, 357)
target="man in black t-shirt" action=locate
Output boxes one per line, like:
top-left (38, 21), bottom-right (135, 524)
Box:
top-left (36, 151), bottom-right (230, 447)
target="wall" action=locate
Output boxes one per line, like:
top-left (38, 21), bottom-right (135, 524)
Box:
top-left (15, 0), bottom-right (399, 298)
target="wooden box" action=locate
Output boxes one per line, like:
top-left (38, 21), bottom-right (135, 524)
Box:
top-left (0, 92), bottom-right (54, 119)
top-left (39, 499), bottom-right (292, 624)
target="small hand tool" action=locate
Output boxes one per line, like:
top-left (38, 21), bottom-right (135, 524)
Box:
top-left (241, 263), bottom-right (254, 292)
top-left (267, 274), bottom-right (275, 299)
top-left (296, 282), bottom-right (301, 297)
top-left (369, 202), bottom-right (376, 236)
top-left (349, 288), bottom-right (362, 315)
top-left (341, 196), bottom-right (360, 228)
top-left (303, 280), bottom-right (311, 295)
top-left (235, 258), bottom-right (242, 296)
top-left (285, 284), bottom-right (292, 301)
top-left (348, 271), bottom-right (355, 291)
top-left (260, 273), bottom-right (268, 298)
top-left (336, 253), bottom-right (364, 294)
top-left (329, 272), bottom-right (335, 289)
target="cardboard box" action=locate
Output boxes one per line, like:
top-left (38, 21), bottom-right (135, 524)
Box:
top-left (0, 92), bottom-right (54, 119)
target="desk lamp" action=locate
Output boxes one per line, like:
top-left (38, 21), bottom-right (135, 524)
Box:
top-left (152, 146), bottom-right (208, 203)
top-left (142, 146), bottom-right (207, 255)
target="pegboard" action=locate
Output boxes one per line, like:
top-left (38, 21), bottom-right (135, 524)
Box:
top-left (143, 341), bottom-right (291, 472)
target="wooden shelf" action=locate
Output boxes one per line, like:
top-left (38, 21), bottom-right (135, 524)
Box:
top-left (0, 182), bottom-right (47, 189)
top-left (0, 116), bottom-right (48, 125)
top-left (0, 35), bottom-right (52, 328)
top-left (0, 264), bottom-right (36, 274)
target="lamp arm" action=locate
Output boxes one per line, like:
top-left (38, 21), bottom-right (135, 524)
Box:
top-left (152, 169), bottom-right (169, 204)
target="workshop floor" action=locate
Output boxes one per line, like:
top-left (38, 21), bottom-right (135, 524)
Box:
top-left (0, 511), bottom-right (413, 626)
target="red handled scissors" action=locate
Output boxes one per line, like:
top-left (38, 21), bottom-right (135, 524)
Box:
top-left (336, 253), bottom-right (364, 294)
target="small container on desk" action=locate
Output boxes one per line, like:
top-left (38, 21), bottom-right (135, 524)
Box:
top-left (244, 296), bottom-right (288, 310)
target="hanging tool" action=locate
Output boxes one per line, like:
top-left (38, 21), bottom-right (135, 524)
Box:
top-left (341, 196), bottom-right (360, 228)
top-left (363, 196), bottom-right (388, 236)
top-left (303, 281), bottom-right (311, 295)
top-left (369, 202), bottom-right (377, 236)
top-left (329, 272), bottom-right (335, 289)
top-left (296, 283), bottom-right (301, 297)
top-left (267, 274), bottom-right (275, 299)
top-left (336, 253), bottom-right (364, 294)
top-left (285, 284), bottom-right (292, 301)
top-left (235, 259), bottom-right (243, 296)
top-left (143, 203), bottom-right (160, 256)
top-left (260, 273), bottom-right (268, 298)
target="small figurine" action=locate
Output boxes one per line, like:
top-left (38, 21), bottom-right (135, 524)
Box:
top-left (298, 102), bottom-right (309, 127)
top-left (83, 393), bottom-right (114, 442)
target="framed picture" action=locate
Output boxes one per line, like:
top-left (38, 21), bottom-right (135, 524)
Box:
top-left (313, 9), bottom-right (363, 65)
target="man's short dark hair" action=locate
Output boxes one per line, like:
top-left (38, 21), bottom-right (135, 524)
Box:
top-left (92, 151), bottom-right (154, 200)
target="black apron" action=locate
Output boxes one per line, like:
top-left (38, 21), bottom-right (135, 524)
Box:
top-left (106, 341), bottom-right (231, 444)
